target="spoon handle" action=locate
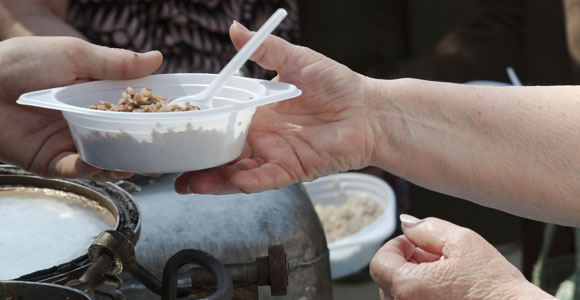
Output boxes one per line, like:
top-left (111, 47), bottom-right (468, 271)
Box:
top-left (202, 8), bottom-right (288, 100)
top-left (506, 66), bottom-right (522, 86)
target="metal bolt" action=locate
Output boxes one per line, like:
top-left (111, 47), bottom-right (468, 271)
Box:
top-left (190, 244), bottom-right (288, 296)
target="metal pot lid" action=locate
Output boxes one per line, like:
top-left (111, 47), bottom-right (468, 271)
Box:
top-left (0, 165), bottom-right (141, 282)
top-left (0, 280), bottom-right (91, 300)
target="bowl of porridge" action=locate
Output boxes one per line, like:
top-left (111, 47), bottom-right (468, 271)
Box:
top-left (17, 73), bottom-right (301, 173)
top-left (303, 172), bottom-right (397, 279)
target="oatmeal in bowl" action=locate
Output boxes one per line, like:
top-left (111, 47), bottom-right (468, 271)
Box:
top-left (303, 172), bottom-right (396, 279)
top-left (90, 87), bottom-right (200, 112)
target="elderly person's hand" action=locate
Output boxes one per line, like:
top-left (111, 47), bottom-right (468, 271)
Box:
top-left (0, 36), bottom-right (162, 180)
top-left (175, 21), bottom-right (375, 194)
top-left (370, 215), bottom-right (554, 300)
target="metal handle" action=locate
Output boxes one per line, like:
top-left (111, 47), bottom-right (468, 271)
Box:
top-left (70, 229), bottom-right (234, 300)
top-left (162, 249), bottom-right (234, 300)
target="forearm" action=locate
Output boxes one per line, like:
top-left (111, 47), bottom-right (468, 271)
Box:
top-left (10, 11), bottom-right (84, 38)
top-left (367, 78), bottom-right (580, 226)
top-left (0, 2), bottom-right (32, 39)
top-left (0, 0), bottom-right (84, 39)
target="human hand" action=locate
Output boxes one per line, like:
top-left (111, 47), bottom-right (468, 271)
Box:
top-left (370, 215), bottom-right (554, 300)
top-left (0, 36), bottom-right (162, 180)
top-left (174, 21), bottom-right (378, 194)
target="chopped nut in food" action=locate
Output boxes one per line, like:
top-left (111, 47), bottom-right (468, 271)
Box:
top-left (89, 87), bottom-right (200, 112)
top-left (314, 195), bottom-right (384, 243)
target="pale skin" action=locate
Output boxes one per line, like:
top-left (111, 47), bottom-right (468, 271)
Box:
top-left (6, 0), bottom-right (579, 223)
top-left (175, 23), bottom-right (580, 228)
top-left (0, 0), bottom-right (81, 39)
top-left (0, 36), bottom-right (162, 180)
top-left (2, 2), bottom-right (571, 296)
top-left (374, 215), bottom-right (553, 300)
top-left (173, 22), bottom-right (580, 299)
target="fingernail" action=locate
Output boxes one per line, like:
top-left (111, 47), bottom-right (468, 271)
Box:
top-left (400, 214), bottom-right (421, 228)
top-left (175, 187), bottom-right (188, 195)
top-left (140, 50), bottom-right (161, 56)
top-left (174, 184), bottom-right (187, 194)
top-left (233, 20), bottom-right (250, 32)
top-left (174, 175), bottom-right (190, 194)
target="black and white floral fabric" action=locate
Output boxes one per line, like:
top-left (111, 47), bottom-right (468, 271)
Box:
top-left (67, 0), bottom-right (300, 78)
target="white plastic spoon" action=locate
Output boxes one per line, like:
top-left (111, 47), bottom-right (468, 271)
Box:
top-left (506, 66), bottom-right (522, 86)
top-left (170, 8), bottom-right (288, 109)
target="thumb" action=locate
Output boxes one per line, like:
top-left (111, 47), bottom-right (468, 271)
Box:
top-left (228, 20), bottom-right (325, 76)
top-left (399, 215), bottom-right (476, 258)
top-left (68, 38), bottom-right (163, 80)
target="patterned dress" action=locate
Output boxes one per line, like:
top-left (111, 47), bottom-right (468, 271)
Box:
top-left (66, 0), bottom-right (300, 78)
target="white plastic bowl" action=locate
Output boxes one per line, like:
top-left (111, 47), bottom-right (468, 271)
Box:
top-left (17, 74), bottom-right (301, 173)
top-left (303, 173), bottom-right (397, 279)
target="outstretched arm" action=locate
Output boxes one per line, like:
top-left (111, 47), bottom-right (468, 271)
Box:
top-left (368, 78), bottom-right (580, 227)
top-left (176, 22), bottom-right (580, 227)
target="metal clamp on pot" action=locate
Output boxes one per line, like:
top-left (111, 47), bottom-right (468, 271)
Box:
top-left (66, 227), bottom-right (288, 300)
top-left (189, 244), bottom-right (288, 299)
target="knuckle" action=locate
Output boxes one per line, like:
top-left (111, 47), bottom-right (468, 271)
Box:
top-left (455, 227), bottom-right (476, 240)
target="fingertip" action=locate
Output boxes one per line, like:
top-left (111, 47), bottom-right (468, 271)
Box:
top-left (229, 20), bottom-right (254, 50)
top-left (400, 214), bottom-right (422, 229)
top-left (174, 173), bottom-right (192, 194)
top-left (132, 50), bottom-right (163, 76)
top-left (401, 217), bottom-right (463, 257)
top-left (370, 235), bottom-right (414, 285)
top-left (141, 50), bottom-right (163, 57)
top-left (231, 20), bottom-right (250, 32)
top-left (114, 171), bottom-right (135, 180)
top-left (54, 153), bottom-right (99, 178)
top-left (84, 44), bottom-right (162, 80)
top-left (139, 50), bottom-right (163, 64)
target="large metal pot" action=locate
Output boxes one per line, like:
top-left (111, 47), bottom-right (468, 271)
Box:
top-left (0, 166), bottom-right (331, 299)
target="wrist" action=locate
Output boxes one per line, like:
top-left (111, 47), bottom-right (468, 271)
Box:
top-left (490, 280), bottom-right (554, 300)
top-left (513, 281), bottom-right (554, 300)
top-left (364, 77), bottom-right (414, 172)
